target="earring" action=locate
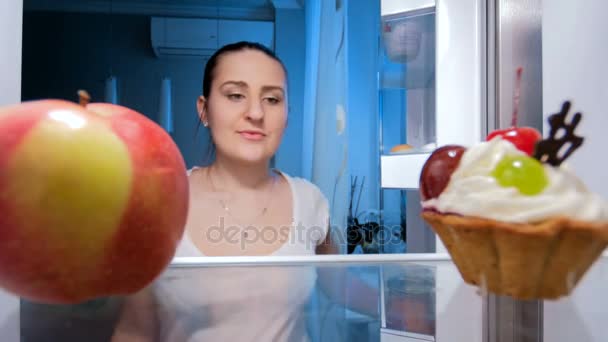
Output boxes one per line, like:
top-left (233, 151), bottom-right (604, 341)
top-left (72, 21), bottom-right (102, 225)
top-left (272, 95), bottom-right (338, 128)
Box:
top-left (203, 121), bottom-right (209, 127)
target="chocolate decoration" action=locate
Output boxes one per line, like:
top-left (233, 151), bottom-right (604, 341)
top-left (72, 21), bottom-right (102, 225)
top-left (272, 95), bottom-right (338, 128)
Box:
top-left (533, 101), bottom-right (584, 166)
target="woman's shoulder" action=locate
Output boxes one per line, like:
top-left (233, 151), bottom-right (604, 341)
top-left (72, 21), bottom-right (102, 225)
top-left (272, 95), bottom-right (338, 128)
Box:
top-left (277, 170), bottom-right (330, 244)
top-left (277, 170), bottom-right (329, 212)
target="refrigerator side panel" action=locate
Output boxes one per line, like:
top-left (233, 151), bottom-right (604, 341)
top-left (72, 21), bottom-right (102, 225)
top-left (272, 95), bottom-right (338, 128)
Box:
top-left (0, 0), bottom-right (23, 341)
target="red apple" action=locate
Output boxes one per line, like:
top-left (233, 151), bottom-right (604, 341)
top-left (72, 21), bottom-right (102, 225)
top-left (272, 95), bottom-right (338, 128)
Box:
top-left (486, 126), bottom-right (541, 156)
top-left (419, 145), bottom-right (466, 201)
top-left (0, 94), bottom-right (189, 304)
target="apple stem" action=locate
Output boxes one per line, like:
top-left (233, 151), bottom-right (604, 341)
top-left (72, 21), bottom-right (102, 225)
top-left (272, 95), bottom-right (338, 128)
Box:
top-left (512, 67), bottom-right (523, 127)
top-left (78, 90), bottom-right (91, 107)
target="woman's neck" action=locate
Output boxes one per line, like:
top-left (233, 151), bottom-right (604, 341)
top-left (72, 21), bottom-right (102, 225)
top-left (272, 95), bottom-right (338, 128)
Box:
top-left (209, 154), bottom-right (274, 192)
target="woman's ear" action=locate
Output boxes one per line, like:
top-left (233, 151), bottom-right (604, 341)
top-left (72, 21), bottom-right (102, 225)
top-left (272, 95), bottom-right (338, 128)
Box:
top-left (196, 95), bottom-right (209, 127)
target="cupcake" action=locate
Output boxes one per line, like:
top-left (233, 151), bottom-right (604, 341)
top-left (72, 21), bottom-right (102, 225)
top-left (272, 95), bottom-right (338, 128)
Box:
top-left (419, 101), bottom-right (608, 300)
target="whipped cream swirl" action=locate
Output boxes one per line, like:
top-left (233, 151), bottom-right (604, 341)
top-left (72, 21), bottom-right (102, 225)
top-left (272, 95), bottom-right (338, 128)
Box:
top-left (422, 137), bottom-right (608, 223)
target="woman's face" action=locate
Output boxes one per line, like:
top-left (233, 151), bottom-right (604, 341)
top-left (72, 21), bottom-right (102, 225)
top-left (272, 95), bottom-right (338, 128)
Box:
top-left (198, 49), bottom-right (287, 165)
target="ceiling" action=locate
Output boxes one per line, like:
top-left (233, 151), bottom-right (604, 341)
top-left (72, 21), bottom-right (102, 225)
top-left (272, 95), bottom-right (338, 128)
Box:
top-left (23, 0), bottom-right (303, 21)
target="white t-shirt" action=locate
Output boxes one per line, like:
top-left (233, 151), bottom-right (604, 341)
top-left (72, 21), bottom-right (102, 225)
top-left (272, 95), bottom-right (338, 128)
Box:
top-left (153, 169), bottom-right (330, 342)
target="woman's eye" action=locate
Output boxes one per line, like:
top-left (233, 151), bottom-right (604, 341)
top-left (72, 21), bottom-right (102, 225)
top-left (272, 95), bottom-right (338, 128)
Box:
top-left (264, 97), bottom-right (281, 105)
top-left (227, 93), bottom-right (244, 101)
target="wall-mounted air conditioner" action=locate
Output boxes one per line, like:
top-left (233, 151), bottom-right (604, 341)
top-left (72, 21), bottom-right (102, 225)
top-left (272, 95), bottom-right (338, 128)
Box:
top-left (150, 17), bottom-right (275, 58)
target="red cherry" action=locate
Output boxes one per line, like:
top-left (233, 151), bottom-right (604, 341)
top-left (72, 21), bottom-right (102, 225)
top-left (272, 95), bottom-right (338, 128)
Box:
top-left (419, 145), bottom-right (466, 201)
top-left (486, 126), bottom-right (542, 155)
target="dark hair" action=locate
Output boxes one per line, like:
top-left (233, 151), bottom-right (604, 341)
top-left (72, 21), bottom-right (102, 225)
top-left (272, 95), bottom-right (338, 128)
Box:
top-left (202, 41), bottom-right (287, 99)
top-left (197, 41), bottom-right (288, 165)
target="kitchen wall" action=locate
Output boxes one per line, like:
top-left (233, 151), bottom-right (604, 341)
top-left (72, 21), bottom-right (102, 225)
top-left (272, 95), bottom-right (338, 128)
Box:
top-left (346, 0), bottom-right (381, 221)
top-left (0, 0), bottom-right (23, 340)
top-left (274, 8), bottom-right (306, 178)
top-left (22, 11), bottom-right (210, 168)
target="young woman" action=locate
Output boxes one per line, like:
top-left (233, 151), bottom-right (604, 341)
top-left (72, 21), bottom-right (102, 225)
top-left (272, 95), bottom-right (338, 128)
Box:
top-left (110, 41), bottom-right (345, 342)
top-left (110, 41), bottom-right (424, 342)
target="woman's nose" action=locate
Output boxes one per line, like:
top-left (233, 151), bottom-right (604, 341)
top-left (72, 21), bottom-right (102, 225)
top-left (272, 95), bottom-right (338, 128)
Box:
top-left (245, 99), bottom-right (265, 121)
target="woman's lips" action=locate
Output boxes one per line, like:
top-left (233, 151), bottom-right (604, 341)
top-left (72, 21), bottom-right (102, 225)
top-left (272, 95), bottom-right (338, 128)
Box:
top-left (238, 131), bottom-right (265, 141)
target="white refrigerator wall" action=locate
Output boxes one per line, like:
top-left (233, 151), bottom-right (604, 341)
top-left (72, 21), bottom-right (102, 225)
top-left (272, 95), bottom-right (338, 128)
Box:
top-left (542, 0), bottom-right (608, 200)
top-left (434, 0), bottom-right (484, 341)
top-left (0, 0), bottom-right (23, 340)
top-left (542, 0), bottom-right (608, 341)
top-left (434, 0), bottom-right (484, 254)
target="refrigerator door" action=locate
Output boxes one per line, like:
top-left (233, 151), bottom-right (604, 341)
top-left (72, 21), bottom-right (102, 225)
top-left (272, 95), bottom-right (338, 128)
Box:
top-left (378, 1), bottom-right (486, 341)
top-left (542, 1), bottom-right (608, 342)
top-left (378, 0), bottom-right (486, 257)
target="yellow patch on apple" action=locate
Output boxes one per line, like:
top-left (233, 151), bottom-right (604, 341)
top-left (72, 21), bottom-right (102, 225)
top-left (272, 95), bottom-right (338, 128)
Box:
top-left (6, 115), bottom-right (132, 263)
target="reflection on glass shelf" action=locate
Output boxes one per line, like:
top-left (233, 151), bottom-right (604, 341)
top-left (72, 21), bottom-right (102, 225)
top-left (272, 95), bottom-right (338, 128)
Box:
top-left (15, 256), bottom-right (462, 342)
top-left (13, 254), bottom-right (608, 341)
top-left (383, 264), bottom-right (436, 336)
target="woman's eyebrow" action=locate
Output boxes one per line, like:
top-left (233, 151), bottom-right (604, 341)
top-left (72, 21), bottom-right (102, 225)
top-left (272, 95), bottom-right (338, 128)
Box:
top-left (220, 80), bottom-right (247, 88)
top-left (219, 81), bottom-right (284, 94)
top-left (262, 85), bottom-right (285, 94)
